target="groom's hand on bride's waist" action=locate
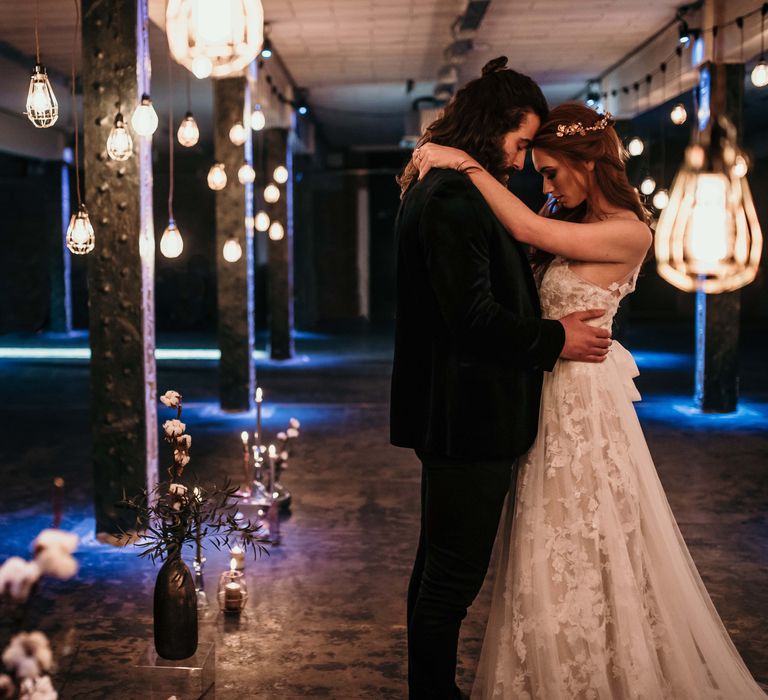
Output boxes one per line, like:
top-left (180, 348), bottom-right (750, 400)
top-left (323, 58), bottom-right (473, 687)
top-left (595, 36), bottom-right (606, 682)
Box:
top-left (558, 309), bottom-right (612, 363)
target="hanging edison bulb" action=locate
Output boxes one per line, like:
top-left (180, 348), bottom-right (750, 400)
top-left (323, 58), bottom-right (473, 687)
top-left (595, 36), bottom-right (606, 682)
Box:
top-left (639, 176), bottom-right (656, 196)
top-left (106, 112), bottom-right (133, 161)
top-left (652, 189), bottom-right (670, 210)
top-left (264, 183), bottom-right (280, 203)
top-left (166, 0), bottom-right (265, 79)
top-left (160, 219), bottom-right (184, 258)
top-left (131, 94), bottom-right (159, 136)
top-left (255, 211), bottom-right (270, 231)
top-left (66, 204), bottom-right (95, 255)
top-left (670, 103), bottom-right (688, 125)
top-left (752, 62), bottom-right (768, 88)
top-left (25, 64), bottom-right (58, 127)
top-left (251, 108), bottom-right (266, 131)
top-left (268, 221), bottom-right (284, 240)
top-left (655, 116), bottom-right (763, 293)
top-left (223, 236), bottom-right (243, 262)
top-left (627, 137), bottom-right (644, 157)
top-left (238, 163), bottom-right (256, 184)
top-left (207, 163), bottom-right (227, 190)
top-left (177, 111), bottom-right (200, 146)
top-left (229, 122), bottom-right (247, 146)
top-left (273, 165), bottom-right (288, 184)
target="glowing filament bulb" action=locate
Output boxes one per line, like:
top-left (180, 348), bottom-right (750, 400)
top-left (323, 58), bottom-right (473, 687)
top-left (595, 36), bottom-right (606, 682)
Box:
top-left (687, 174), bottom-right (729, 270)
top-left (177, 112), bottom-right (200, 147)
top-left (223, 236), bottom-right (243, 262)
top-left (652, 189), bottom-right (669, 210)
top-left (670, 103), bottom-right (687, 125)
top-left (66, 204), bottom-right (95, 255)
top-left (160, 219), bottom-right (184, 258)
top-left (238, 163), bottom-right (255, 184)
top-left (131, 94), bottom-right (158, 136)
top-left (264, 183), bottom-right (280, 203)
top-left (627, 137), bottom-right (644, 157)
top-left (273, 165), bottom-right (288, 184)
top-left (26, 64), bottom-right (58, 128)
top-left (639, 176), bottom-right (656, 196)
top-left (208, 163), bottom-right (227, 190)
top-left (268, 221), bottom-right (284, 241)
top-left (751, 61), bottom-right (768, 88)
top-left (106, 113), bottom-right (133, 161)
top-left (229, 122), bottom-right (246, 146)
top-left (251, 108), bottom-right (265, 131)
top-left (255, 211), bottom-right (270, 231)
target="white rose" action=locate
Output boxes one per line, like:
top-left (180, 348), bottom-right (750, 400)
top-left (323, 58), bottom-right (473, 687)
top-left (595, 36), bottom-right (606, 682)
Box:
top-left (163, 419), bottom-right (186, 438)
top-left (159, 390), bottom-right (181, 408)
top-left (0, 557), bottom-right (41, 602)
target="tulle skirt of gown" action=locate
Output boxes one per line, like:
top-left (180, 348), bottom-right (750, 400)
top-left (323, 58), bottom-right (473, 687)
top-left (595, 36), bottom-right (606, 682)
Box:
top-left (471, 345), bottom-right (766, 699)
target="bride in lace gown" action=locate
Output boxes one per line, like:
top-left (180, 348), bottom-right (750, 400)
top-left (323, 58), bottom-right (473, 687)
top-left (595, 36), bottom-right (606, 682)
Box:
top-left (413, 104), bottom-right (766, 699)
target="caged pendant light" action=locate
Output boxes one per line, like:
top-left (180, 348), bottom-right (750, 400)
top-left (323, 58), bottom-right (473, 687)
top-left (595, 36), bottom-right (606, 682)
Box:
top-left (25, 0), bottom-right (58, 128)
top-left (166, 0), bottom-right (265, 79)
top-left (655, 112), bottom-right (762, 294)
top-left (65, 0), bottom-right (94, 255)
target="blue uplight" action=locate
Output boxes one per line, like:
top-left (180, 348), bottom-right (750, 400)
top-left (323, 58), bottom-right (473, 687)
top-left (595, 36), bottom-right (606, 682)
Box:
top-left (637, 395), bottom-right (768, 430)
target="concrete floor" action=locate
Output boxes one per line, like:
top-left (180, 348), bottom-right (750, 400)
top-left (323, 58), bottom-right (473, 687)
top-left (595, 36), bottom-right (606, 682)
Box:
top-left (0, 323), bottom-right (766, 698)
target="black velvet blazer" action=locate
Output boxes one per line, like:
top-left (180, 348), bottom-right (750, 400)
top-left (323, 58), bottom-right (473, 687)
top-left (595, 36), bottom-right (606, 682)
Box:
top-left (390, 168), bottom-right (565, 460)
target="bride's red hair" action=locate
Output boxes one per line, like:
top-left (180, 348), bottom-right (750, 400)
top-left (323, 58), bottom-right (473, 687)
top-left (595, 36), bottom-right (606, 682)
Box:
top-left (532, 102), bottom-right (650, 226)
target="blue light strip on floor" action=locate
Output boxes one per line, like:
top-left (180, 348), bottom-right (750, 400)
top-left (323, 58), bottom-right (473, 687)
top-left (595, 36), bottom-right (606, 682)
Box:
top-left (0, 348), bottom-right (269, 361)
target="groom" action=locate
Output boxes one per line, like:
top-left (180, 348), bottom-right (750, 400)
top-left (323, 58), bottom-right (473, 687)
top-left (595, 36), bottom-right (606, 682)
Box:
top-left (391, 57), bottom-right (611, 699)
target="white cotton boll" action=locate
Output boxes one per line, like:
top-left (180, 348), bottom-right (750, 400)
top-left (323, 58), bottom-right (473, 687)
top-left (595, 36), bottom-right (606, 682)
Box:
top-left (159, 390), bottom-right (181, 408)
top-left (169, 483), bottom-right (188, 496)
top-left (0, 674), bottom-right (15, 700)
top-left (280, 451), bottom-right (289, 461)
top-left (33, 530), bottom-right (78, 555)
top-left (2, 632), bottom-right (53, 680)
top-left (34, 548), bottom-right (78, 580)
top-left (177, 434), bottom-right (192, 449)
top-left (19, 675), bottom-right (57, 700)
top-left (286, 428), bottom-right (299, 439)
top-left (163, 419), bottom-right (186, 437)
top-left (173, 451), bottom-right (190, 467)
top-left (289, 417), bottom-right (300, 429)
top-left (0, 557), bottom-right (41, 602)
top-left (276, 431), bottom-right (287, 441)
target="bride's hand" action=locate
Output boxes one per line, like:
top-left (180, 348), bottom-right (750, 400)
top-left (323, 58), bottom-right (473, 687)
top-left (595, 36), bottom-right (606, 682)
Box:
top-left (413, 143), bottom-right (479, 180)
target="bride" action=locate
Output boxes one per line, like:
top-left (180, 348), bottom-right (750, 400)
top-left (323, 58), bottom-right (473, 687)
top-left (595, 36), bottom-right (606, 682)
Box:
top-left (413, 104), bottom-right (766, 699)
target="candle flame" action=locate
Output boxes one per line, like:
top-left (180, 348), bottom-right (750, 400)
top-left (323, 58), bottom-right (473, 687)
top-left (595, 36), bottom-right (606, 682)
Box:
top-left (240, 430), bottom-right (248, 443)
top-left (230, 557), bottom-right (237, 572)
top-left (255, 387), bottom-right (263, 402)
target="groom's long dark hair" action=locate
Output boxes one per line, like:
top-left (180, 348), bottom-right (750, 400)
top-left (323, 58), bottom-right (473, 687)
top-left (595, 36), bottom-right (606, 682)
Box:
top-left (397, 57), bottom-right (548, 197)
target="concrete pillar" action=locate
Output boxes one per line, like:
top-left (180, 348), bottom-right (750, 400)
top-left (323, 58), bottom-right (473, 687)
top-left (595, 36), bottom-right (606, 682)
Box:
top-left (82, 0), bottom-right (157, 534)
top-left (214, 75), bottom-right (255, 410)
top-left (695, 61), bottom-right (743, 412)
top-left (263, 126), bottom-right (295, 359)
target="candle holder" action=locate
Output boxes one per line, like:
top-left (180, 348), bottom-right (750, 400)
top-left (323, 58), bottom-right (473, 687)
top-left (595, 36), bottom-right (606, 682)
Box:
top-left (217, 569), bottom-right (248, 614)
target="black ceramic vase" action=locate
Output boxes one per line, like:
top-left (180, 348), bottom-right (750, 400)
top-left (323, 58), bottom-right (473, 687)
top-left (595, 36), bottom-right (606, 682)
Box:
top-left (153, 553), bottom-right (198, 660)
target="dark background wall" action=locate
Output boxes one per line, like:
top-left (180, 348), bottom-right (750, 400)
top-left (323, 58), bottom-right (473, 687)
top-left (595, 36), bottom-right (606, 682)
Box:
top-left (2, 80), bottom-right (767, 335)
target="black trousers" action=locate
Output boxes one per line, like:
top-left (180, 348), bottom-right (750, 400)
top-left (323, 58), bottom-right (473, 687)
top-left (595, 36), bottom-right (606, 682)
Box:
top-left (407, 452), bottom-right (516, 699)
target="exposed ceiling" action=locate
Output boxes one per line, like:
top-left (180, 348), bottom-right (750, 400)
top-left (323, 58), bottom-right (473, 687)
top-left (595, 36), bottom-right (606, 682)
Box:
top-left (0, 0), bottom-right (688, 152)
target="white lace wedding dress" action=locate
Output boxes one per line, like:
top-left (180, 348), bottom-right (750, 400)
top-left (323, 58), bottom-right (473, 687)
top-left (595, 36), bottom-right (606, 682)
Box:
top-left (472, 256), bottom-right (766, 699)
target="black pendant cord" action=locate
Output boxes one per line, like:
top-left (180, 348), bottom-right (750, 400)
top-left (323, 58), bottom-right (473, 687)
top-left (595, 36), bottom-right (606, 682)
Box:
top-left (168, 43), bottom-right (174, 222)
top-left (34, 0), bottom-right (41, 64)
top-left (738, 16), bottom-right (745, 62)
top-left (761, 4), bottom-right (767, 60)
top-left (185, 69), bottom-right (191, 114)
top-left (676, 46), bottom-right (683, 97)
top-left (71, 0), bottom-right (82, 208)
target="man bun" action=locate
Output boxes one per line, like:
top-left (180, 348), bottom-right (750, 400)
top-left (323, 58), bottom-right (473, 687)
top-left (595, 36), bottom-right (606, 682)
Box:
top-left (481, 56), bottom-right (508, 76)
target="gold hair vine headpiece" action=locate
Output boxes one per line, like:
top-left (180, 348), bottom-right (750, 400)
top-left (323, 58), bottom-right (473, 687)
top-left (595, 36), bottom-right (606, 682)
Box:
top-left (556, 112), bottom-right (614, 137)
